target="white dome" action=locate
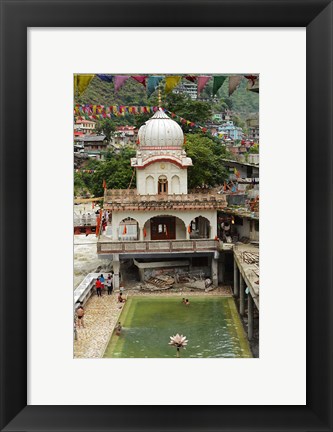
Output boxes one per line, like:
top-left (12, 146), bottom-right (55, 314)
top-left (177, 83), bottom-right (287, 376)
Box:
top-left (138, 109), bottom-right (184, 147)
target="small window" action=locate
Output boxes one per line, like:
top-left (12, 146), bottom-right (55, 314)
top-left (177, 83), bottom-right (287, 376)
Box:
top-left (255, 221), bottom-right (259, 232)
top-left (158, 176), bottom-right (168, 194)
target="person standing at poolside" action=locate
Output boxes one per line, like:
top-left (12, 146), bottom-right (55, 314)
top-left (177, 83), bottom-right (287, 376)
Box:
top-left (99, 274), bottom-right (105, 292)
top-left (96, 277), bottom-right (102, 297)
top-left (76, 302), bottom-right (85, 328)
top-left (106, 274), bottom-right (113, 295)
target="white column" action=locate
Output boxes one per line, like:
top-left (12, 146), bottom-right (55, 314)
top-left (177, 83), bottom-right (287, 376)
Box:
top-left (111, 216), bottom-right (118, 241)
top-left (139, 226), bottom-right (144, 241)
top-left (138, 268), bottom-right (145, 282)
top-left (211, 258), bottom-right (218, 287)
top-left (248, 293), bottom-right (254, 340)
top-left (210, 219), bottom-right (217, 238)
top-left (239, 274), bottom-right (245, 316)
top-left (113, 253), bottom-right (120, 290)
top-left (233, 259), bottom-right (239, 297)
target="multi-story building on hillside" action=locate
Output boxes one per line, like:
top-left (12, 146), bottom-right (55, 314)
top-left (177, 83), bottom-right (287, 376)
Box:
top-left (173, 82), bottom-right (198, 100)
top-left (74, 119), bottom-right (96, 135)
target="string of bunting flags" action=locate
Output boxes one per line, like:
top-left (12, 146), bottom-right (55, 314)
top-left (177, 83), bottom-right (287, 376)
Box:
top-left (74, 74), bottom-right (258, 97)
top-left (163, 109), bottom-right (209, 134)
top-left (74, 105), bottom-right (213, 135)
top-left (74, 105), bottom-right (160, 119)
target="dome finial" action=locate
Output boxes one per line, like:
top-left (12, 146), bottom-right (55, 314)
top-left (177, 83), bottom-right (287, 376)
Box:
top-left (158, 87), bottom-right (162, 108)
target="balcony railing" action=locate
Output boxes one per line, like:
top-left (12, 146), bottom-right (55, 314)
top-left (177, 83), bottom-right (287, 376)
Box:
top-left (103, 190), bottom-right (227, 211)
top-left (97, 238), bottom-right (218, 254)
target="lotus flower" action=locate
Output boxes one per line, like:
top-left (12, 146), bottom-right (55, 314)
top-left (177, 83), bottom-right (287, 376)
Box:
top-left (169, 334), bottom-right (188, 357)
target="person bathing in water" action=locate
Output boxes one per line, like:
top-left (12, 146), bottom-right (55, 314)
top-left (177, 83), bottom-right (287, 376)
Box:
top-left (185, 299), bottom-right (190, 306)
top-left (115, 322), bottom-right (122, 336)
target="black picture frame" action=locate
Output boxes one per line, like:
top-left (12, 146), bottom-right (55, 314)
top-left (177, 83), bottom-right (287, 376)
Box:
top-left (1, 0), bottom-right (332, 431)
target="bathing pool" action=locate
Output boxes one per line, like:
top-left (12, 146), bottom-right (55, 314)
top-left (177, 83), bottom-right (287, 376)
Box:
top-left (104, 296), bottom-right (252, 358)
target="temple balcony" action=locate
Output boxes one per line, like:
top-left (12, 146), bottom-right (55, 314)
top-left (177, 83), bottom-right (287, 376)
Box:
top-left (97, 238), bottom-right (219, 255)
top-left (104, 189), bottom-right (227, 211)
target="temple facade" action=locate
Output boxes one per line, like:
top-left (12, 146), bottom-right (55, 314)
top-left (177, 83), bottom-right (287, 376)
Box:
top-left (97, 109), bottom-right (227, 288)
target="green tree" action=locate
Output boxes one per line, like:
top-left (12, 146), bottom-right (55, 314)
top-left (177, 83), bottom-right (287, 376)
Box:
top-left (165, 93), bottom-right (212, 131)
top-left (185, 133), bottom-right (228, 189)
top-left (74, 172), bottom-right (87, 196)
top-left (95, 119), bottom-right (116, 142)
top-left (90, 148), bottom-right (136, 197)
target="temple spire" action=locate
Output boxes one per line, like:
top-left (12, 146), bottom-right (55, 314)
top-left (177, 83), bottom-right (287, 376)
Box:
top-left (158, 87), bottom-right (162, 108)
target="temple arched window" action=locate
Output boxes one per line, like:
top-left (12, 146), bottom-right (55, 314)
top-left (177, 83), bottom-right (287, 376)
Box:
top-left (158, 175), bottom-right (168, 195)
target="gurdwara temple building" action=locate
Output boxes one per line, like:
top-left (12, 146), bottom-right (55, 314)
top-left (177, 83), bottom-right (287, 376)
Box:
top-left (97, 109), bottom-right (228, 288)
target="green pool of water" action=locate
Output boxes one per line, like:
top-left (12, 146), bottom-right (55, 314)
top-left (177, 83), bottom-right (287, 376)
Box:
top-left (104, 296), bottom-right (252, 358)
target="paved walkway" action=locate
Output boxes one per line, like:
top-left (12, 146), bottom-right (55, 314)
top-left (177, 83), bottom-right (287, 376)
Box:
top-left (74, 286), bottom-right (232, 358)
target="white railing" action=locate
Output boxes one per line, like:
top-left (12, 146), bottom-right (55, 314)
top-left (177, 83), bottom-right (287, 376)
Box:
top-left (74, 213), bottom-right (98, 226)
top-left (97, 239), bottom-right (218, 254)
top-left (74, 272), bottom-right (99, 306)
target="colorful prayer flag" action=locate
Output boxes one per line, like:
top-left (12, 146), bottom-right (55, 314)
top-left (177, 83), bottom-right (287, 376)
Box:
top-left (132, 76), bottom-right (147, 87)
top-left (114, 76), bottom-right (130, 92)
top-left (212, 76), bottom-right (227, 95)
top-left (229, 76), bottom-right (243, 96)
top-left (165, 76), bottom-right (181, 93)
top-left (74, 74), bottom-right (95, 95)
top-left (244, 75), bottom-right (258, 87)
top-left (123, 225), bottom-right (127, 235)
top-left (147, 76), bottom-right (163, 97)
top-left (185, 76), bottom-right (197, 82)
top-left (197, 76), bottom-right (211, 95)
top-left (97, 74), bottom-right (113, 83)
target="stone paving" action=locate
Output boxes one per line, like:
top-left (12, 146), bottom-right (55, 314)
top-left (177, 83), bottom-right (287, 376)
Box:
top-left (74, 285), bottom-right (232, 359)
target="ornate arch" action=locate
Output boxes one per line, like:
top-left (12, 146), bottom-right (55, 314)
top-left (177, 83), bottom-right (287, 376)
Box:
top-left (145, 175), bottom-right (155, 194)
top-left (171, 175), bottom-right (180, 194)
top-left (141, 213), bottom-right (187, 230)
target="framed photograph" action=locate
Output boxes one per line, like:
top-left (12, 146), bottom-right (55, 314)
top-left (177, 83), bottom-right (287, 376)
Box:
top-left (1, 0), bottom-right (332, 431)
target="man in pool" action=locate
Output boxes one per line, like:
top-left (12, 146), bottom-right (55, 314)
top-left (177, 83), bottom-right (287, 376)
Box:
top-left (185, 299), bottom-right (190, 306)
top-left (115, 322), bottom-right (122, 336)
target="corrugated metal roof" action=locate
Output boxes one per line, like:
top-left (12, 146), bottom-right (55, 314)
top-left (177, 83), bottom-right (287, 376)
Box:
top-left (81, 135), bottom-right (106, 142)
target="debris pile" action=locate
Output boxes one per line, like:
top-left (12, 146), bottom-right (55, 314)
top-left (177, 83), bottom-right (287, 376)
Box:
top-left (241, 251), bottom-right (259, 264)
top-left (141, 275), bottom-right (175, 291)
top-left (140, 270), bottom-right (217, 292)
